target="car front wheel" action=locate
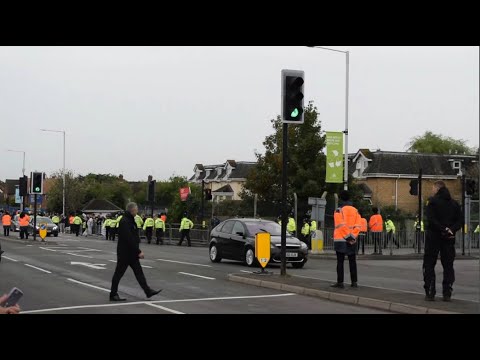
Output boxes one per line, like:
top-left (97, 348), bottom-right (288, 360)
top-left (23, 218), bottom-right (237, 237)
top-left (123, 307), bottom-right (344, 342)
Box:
top-left (209, 244), bottom-right (221, 263)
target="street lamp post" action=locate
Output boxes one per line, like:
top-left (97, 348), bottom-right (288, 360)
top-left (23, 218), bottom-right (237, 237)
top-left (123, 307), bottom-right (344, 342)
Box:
top-left (40, 129), bottom-right (66, 216)
top-left (308, 46), bottom-right (350, 190)
top-left (7, 149), bottom-right (26, 210)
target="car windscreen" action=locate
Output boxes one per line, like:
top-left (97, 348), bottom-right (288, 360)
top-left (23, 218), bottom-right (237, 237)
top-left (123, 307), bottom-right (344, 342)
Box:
top-left (33, 217), bottom-right (54, 224)
top-left (244, 221), bottom-right (281, 236)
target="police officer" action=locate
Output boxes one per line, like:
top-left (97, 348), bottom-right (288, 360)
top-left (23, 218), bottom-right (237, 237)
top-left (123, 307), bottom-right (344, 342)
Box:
top-left (357, 214), bottom-right (368, 255)
top-left (301, 218), bottom-right (310, 249)
top-left (178, 212), bottom-right (194, 246)
top-left (73, 213), bottom-right (83, 237)
top-left (154, 214), bottom-right (165, 245)
top-left (143, 215), bottom-right (155, 244)
top-left (134, 213), bottom-right (144, 238)
top-left (51, 213), bottom-right (60, 228)
top-left (287, 213), bottom-right (296, 236)
top-left (384, 216), bottom-right (398, 249)
top-left (331, 190), bottom-right (361, 288)
top-left (423, 181), bottom-right (462, 302)
top-left (103, 216), bottom-right (111, 240)
top-left (413, 215), bottom-right (425, 249)
top-left (109, 215), bottom-right (118, 241)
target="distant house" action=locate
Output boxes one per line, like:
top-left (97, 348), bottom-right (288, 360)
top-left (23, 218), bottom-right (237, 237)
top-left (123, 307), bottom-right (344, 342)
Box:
top-left (189, 160), bottom-right (256, 201)
top-left (351, 149), bottom-right (478, 214)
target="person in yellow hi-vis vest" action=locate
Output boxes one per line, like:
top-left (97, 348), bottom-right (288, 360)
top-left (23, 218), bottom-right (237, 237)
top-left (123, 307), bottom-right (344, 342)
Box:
top-left (178, 212), bottom-right (194, 247)
top-left (154, 214), bottom-right (166, 245)
top-left (143, 216), bottom-right (155, 244)
top-left (103, 216), bottom-right (112, 240)
top-left (287, 214), bottom-right (296, 236)
top-left (73, 214), bottom-right (83, 237)
top-left (134, 214), bottom-right (144, 237)
top-left (384, 216), bottom-right (398, 249)
top-left (301, 219), bottom-right (310, 249)
top-left (109, 216), bottom-right (118, 241)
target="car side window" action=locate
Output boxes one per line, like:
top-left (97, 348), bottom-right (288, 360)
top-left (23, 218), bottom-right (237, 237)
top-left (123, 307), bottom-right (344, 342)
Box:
top-left (221, 221), bottom-right (234, 234)
top-left (231, 221), bottom-right (245, 235)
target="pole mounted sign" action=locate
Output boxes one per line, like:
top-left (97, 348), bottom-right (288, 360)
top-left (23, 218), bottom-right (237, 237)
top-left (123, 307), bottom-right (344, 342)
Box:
top-left (325, 132), bottom-right (344, 183)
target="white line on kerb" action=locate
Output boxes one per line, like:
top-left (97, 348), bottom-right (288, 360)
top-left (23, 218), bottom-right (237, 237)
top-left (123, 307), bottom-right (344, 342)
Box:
top-left (143, 302), bottom-right (184, 314)
top-left (65, 252), bottom-right (93, 258)
top-left (20, 293), bottom-right (296, 313)
top-left (240, 270), bottom-right (252, 273)
top-left (39, 247), bottom-right (57, 252)
top-left (67, 278), bottom-right (111, 292)
top-left (2, 256), bottom-right (19, 262)
top-left (178, 272), bottom-right (215, 280)
top-left (156, 258), bottom-right (211, 267)
top-left (24, 264), bottom-right (51, 274)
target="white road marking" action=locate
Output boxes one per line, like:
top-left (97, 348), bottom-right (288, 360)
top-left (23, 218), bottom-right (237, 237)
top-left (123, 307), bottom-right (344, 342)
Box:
top-left (156, 258), bottom-right (211, 267)
top-left (67, 278), bottom-right (110, 292)
top-left (39, 247), bottom-right (57, 252)
top-left (65, 252), bottom-right (93, 258)
top-left (2, 256), bottom-right (19, 262)
top-left (292, 274), bottom-right (480, 303)
top-left (27, 245), bottom-right (33, 247)
top-left (77, 247), bottom-right (102, 251)
top-left (70, 261), bottom-right (107, 269)
top-left (240, 270), bottom-right (252, 273)
top-left (143, 302), bottom-right (184, 314)
top-left (178, 272), bottom-right (215, 280)
top-left (109, 260), bottom-right (117, 263)
top-left (141, 265), bottom-right (153, 269)
top-left (20, 293), bottom-right (296, 313)
top-left (24, 264), bottom-right (52, 274)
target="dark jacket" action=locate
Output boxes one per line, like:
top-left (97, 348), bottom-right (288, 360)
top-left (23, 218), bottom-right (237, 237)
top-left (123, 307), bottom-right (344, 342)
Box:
top-left (426, 187), bottom-right (462, 235)
top-left (117, 211), bottom-right (141, 259)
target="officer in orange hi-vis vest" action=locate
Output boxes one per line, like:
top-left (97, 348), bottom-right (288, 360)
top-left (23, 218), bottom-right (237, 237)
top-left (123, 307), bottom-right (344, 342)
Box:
top-left (369, 207), bottom-right (384, 255)
top-left (357, 215), bottom-right (368, 255)
top-left (331, 190), bottom-right (362, 289)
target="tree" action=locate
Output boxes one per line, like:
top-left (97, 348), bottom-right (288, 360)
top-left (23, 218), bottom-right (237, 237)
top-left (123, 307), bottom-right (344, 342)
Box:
top-left (241, 101), bottom-right (327, 217)
top-left (47, 170), bottom-right (86, 215)
top-left (407, 131), bottom-right (475, 155)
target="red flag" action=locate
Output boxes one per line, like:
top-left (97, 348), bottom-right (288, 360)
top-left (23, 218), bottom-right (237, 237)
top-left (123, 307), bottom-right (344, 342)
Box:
top-left (179, 187), bottom-right (190, 202)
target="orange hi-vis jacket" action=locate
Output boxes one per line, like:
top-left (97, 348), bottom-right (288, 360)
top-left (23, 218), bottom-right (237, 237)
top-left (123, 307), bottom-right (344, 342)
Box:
top-left (369, 214), bottom-right (383, 232)
top-left (359, 218), bottom-right (367, 233)
top-left (19, 215), bottom-right (30, 227)
top-left (2, 214), bottom-right (12, 226)
top-left (69, 216), bottom-right (74, 225)
top-left (334, 205), bottom-right (362, 244)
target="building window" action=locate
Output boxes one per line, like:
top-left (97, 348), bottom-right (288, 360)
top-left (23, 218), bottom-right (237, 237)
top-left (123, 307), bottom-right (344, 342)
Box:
top-left (452, 161), bottom-right (461, 170)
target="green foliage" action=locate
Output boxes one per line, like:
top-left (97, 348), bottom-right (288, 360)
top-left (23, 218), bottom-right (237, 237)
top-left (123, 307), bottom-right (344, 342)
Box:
top-left (407, 131), bottom-right (475, 155)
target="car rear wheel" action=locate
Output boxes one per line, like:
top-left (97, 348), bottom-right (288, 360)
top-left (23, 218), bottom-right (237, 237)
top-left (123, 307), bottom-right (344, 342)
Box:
top-left (292, 261), bottom-right (306, 269)
top-left (209, 244), bottom-right (221, 263)
top-left (245, 248), bottom-right (256, 267)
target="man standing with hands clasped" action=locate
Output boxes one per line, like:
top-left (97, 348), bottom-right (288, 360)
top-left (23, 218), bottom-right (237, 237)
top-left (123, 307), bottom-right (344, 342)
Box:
top-left (423, 181), bottom-right (462, 302)
top-left (110, 202), bottom-right (162, 302)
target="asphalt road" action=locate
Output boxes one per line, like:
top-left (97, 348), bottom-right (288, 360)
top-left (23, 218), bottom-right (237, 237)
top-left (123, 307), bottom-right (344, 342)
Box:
top-left (0, 232), bottom-right (387, 314)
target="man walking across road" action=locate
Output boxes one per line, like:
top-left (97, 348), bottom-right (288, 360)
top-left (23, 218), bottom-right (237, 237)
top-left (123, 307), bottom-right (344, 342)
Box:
top-left (331, 190), bottom-right (361, 289)
top-left (110, 202), bottom-right (162, 302)
top-left (423, 181), bottom-right (462, 302)
top-left (178, 212), bottom-right (194, 246)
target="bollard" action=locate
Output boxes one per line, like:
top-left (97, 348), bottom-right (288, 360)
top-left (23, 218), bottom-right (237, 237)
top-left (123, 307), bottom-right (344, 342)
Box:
top-left (310, 230), bottom-right (324, 254)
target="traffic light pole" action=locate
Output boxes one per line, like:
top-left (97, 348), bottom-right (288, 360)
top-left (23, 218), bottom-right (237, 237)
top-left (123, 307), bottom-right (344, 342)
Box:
top-left (33, 194), bottom-right (37, 242)
top-left (281, 123), bottom-right (288, 277)
top-left (417, 169), bottom-right (422, 254)
top-left (201, 180), bottom-right (205, 226)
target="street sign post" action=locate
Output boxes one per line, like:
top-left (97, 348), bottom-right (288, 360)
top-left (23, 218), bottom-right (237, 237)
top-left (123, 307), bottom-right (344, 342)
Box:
top-left (254, 232), bottom-right (271, 274)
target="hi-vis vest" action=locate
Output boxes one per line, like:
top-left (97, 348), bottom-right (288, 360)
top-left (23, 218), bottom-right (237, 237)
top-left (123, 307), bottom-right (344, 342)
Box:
top-left (369, 214), bottom-right (383, 232)
top-left (103, 219), bottom-right (112, 228)
top-left (301, 223), bottom-right (310, 236)
top-left (310, 220), bottom-right (317, 232)
top-left (115, 215), bottom-right (123, 228)
top-left (143, 217), bottom-right (155, 230)
top-left (360, 218), bottom-right (368, 233)
top-left (287, 217), bottom-right (296, 233)
top-left (385, 219), bottom-right (396, 234)
top-left (180, 217), bottom-right (194, 230)
top-left (334, 206), bottom-right (361, 243)
top-left (155, 218), bottom-right (165, 231)
top-left (134, 215), bottom-right (144, 229)
top-left (52, 216), bottom-right (60, 224)
top-left (73, 216), bottom-right (82, 225)
top-left (414, 220), bottom-right (425, 232)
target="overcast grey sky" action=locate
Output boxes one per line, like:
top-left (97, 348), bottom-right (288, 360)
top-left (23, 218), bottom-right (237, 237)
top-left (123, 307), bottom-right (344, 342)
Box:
top-left (1, 46), bottom-right (478, 181)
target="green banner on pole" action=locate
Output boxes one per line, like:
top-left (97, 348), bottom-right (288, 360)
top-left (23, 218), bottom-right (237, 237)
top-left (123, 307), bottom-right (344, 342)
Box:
top-left (326, 131), bottom-right (344, 183)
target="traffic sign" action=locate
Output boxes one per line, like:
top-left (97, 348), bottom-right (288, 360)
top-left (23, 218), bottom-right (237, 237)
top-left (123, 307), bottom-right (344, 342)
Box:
top-left (255, 232), bottom-right (271, 269)
top-left (39, 223), bottom-right (48, 240)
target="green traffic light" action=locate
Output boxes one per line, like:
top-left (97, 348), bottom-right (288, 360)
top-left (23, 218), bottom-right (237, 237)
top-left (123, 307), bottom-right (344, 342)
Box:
top-left (35, 187), bottom-right (40, 192)
top-left (291, 108), bottom-right (299, 118)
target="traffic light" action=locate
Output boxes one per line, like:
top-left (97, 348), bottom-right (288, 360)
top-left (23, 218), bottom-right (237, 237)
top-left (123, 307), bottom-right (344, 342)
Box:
top-left (19, 175), bottom-right (28, 196)
top-left (205, 189), bottom-right (212, 201)
top-left (282, 69), bottom-right (305, 124)
top-left (409, 179), bottom-right (418, 196)
top-left (30, 172), bottom-right (44, 194)
top-left (466, 179), bottom-right (476, 196)
top-left (147, 180), bottom-right (156, 202)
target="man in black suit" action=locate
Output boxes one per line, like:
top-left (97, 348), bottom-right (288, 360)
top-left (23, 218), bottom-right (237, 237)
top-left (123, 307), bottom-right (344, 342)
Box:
top-left (110, 202), bottom-right (162, 302)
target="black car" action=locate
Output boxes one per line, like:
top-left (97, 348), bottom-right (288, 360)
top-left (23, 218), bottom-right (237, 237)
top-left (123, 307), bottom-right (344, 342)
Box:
top-left (10, 215), bottom-right (20, 232)
top-left (28, 216), bottom-right (59, 237)
top-left (209, 218), bottom-right (308, 268)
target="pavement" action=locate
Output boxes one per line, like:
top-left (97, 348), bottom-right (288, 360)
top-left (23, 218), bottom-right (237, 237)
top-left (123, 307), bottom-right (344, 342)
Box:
top-left (0, 231), bottom-right (478, 314)
top-left (0, 232), bottom-right (385, 314)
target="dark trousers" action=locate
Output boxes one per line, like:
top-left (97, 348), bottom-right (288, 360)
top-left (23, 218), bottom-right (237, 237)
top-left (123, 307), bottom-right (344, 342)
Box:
top-left (302, 234), bottom-right (311, 249)
top-left (3, 225), bottom-right (10, 236)
top-left (74, 224), bottom-right (80, 236)
top-left (423, 233), bottom-right (455, 296)
top-left (372, 232), bottom-right (382, 254)
top-left (357, 233), bottom-right (366, 254)
top-left (156, 229), bottom-right (164, 244)
top-left (384, 232), bottom-right (398, 248)
top-left (105, 227), bottom-right (110, 240)
top-left (179, 229), bottom-right (191, 246)
top-left (109, 227), bottom-right (116, 241)
top-left (335, 251), bottom-right (358, 284)
top-left (110, 257), bottom-right (150, 297)
top-left (145, 227), bottom-right (153, 243)
top-left (20, 226), bottom-right (29, 239)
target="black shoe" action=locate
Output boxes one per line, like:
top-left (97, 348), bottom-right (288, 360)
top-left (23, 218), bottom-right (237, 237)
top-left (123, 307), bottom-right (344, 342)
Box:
top-left (146, 289), bottom-right (162, 298)
top-left (443, 294), bottom-right (452, 302)
top-left (330, 283), bottom-right (345, 289)
top-left (425, 294), bottom-right (435, 301)
top-left (351, 282), bottom-right (358, 288)
top-left (110, 294), bottom-right (126, 302)
top-left (177, 243), bottom-right (181, 246)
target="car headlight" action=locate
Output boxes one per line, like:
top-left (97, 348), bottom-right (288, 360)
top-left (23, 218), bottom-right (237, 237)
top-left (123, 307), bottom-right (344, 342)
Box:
top-left (35, 226), bottom-right (39, 230)
top-left (53, 226), bottom-right (58, 231)
top-left (271, 243), bottom-right (276, 249)
top-left (301, 242), bottom-right (308, 250)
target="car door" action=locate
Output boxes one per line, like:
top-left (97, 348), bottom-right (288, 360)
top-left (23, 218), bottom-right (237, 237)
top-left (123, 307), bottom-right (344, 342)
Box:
top-left (219, 220), bottom-right (235, 259)
top-left (230, 221), bottom-right (247, 261)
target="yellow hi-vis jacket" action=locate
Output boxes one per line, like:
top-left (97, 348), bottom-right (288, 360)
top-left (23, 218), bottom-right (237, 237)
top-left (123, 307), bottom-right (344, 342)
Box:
top-left (134, 215), bottom-right (144, 229)
top-left (301, 223), bottom-right (310, 236)
top-left (385, 219), bottom-right (396, 234)
top-left (155, 218), bottom-right (166, 231)
top-left (180, 217), bottom-right (194, 230)
top-left (143, 217), bottom-right (154, 230)
top-left (287, 217), bottom-right (296, 233)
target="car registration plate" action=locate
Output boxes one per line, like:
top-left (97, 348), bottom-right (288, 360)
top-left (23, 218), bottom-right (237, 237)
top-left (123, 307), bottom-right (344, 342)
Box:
top-left (286, 252), bottom-right (298, 257)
